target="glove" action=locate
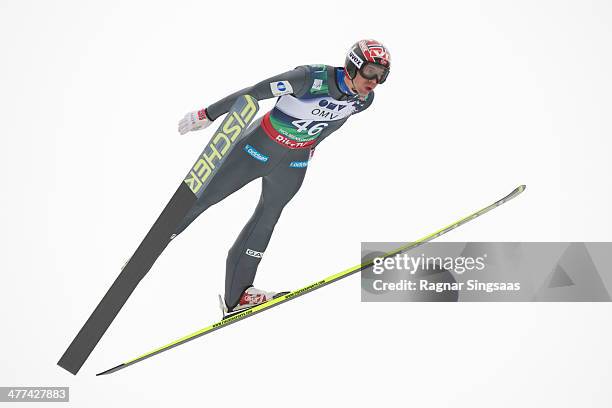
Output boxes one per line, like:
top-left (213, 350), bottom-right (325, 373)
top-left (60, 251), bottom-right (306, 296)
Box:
top-left (178, 108), bottom-right (212, 135)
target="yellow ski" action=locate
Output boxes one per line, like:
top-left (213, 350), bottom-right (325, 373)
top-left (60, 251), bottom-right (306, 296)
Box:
top-left (97, 185), bottom-right (526, 375)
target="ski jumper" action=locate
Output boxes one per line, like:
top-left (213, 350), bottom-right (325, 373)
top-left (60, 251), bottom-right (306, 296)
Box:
top-left (174, 64), bottom-right (374, 309)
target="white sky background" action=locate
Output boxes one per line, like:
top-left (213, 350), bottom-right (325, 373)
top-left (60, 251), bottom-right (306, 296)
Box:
top-left (0, 0), bottom-right (611, 407)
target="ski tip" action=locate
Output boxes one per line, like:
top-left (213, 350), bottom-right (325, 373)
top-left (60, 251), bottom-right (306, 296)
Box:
top-left (96, 363), bottom-right (125, 376)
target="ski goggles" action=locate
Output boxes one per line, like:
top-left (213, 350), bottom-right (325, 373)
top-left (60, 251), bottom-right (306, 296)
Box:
top-left (359, 62), bottom-right (389, 84)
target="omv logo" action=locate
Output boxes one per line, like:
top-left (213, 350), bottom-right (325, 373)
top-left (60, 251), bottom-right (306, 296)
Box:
top-left (318, 99), bottom-right (348, 111)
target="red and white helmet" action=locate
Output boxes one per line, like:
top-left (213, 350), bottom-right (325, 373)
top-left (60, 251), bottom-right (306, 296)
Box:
top-left (344, 39), bottom-right (391, 84)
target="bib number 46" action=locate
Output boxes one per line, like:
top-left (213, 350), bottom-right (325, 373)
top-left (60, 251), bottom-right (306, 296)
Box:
top-left (291, 119), bottom-right (328, 136)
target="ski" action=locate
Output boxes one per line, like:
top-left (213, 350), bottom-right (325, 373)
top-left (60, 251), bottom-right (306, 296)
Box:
top-left (97, 185), bottom-right (526, 376)
top-left (58, 95), bottom-right (260, 375)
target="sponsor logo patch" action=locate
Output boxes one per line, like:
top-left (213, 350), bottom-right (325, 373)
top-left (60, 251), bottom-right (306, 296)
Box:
top-left (244, 144), bottom-right (269, 162)
top-left (318, 99), bottom-right (348, 111)
top-left (246, 248), bottom-right (264, 258)
top-left (289, 160), bottom-right (308, 168)
top-left (312, 78), bottom-right (323, 90)
top-left (273, 134), bottom-right (316, 149)
top-left (270, 80), bottom-right (294, 96)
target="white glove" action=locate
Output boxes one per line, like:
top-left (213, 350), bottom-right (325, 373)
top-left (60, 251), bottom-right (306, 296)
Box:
top-left (178, 108), bottom-right (212, 135)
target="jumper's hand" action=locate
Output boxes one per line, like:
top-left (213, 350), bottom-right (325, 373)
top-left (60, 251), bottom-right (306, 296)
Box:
top-left (178, 108), bottom-right (212, 135)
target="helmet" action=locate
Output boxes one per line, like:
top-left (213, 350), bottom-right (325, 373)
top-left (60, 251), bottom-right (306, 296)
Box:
top-left (344, 39), bottom-right (391, 84)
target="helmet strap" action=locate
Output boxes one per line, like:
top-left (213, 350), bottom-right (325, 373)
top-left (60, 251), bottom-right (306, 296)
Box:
top-left (350, 77), bottom-right (358, 94)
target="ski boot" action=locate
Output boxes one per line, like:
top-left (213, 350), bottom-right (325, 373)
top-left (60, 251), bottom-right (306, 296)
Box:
top-left (219, 286), bottom-right (289, 319)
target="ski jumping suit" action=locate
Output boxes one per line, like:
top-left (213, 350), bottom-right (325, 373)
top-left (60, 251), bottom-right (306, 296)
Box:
top-left (174, 64), bottom-right (374, 309)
